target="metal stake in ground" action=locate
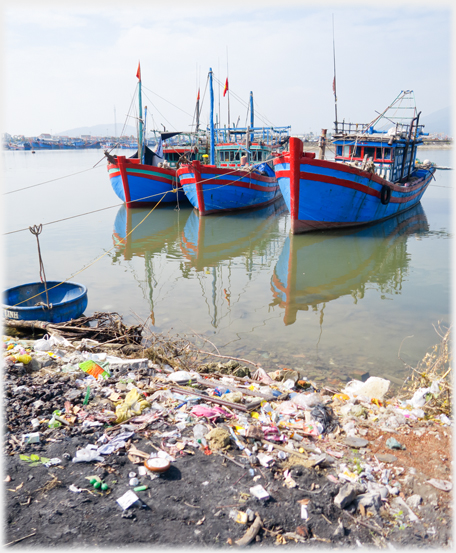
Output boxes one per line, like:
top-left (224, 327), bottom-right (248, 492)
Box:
top-left (29, 224), bottom-right (50, 308)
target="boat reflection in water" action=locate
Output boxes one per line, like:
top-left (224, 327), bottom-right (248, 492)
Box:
top-left (180, 197), bottom-right (287, 271)
top-left (180, 198), bottom-right (287, 328)
top-left (112, 204), bottom-right (191, 261)
top-left (112, 204), bottom-right (191, 325)
top-left (271, 203), bottom-right (429, 326)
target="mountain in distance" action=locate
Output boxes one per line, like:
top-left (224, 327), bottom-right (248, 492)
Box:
top-left (420, 106), bottom-right (451, 137)
top-left (56, 124), bottom-right (137, 137)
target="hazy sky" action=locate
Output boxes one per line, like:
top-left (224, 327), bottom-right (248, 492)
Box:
top-left (2, 1), bottom-right (453, 137)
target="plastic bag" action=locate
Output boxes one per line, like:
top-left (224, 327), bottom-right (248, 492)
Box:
top-left (34, 334), bottom-right (51, 351)
top-left (115, 388), bottom-right (150, 423)
top-left (291, 392), bottom-right (323, 410)
top-left (72, 446), bottom-right (104, 463)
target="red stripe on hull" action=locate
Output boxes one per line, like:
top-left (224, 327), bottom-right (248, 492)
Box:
top-left (117, 156), bottom-right (131, 204)
top-left (290, 202), bottom-right (422, 234)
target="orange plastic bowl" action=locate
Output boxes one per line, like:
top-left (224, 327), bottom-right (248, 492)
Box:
top-left (144, 457), bottom-right (171, 473)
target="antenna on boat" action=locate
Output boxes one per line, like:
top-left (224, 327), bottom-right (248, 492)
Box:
top-left (250, 91), bottom-right (254, 144)
top-left (332, 14), bottom-right (338, 133)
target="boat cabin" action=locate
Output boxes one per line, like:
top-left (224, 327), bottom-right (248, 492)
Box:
top-left (215, 142), bottom-right (271, 168)
top-left (212, 126), bottom-right (290, 169)
top-left (333, 123), bottom-right (426, 184)
top-left (331, 91), bottom-right (427, 185)
top-left (163, 146), bottom-right (201, 168)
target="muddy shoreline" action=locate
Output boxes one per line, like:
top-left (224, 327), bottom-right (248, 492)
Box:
top-left (3, 327), bottom-right (453, 549)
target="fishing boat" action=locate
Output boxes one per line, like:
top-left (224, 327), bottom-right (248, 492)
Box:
top-left (273, 91), bottom-right (436, 234)
top-left (270, 203), bottom-right (429, 325)
top-left (105, 64), bottom-right (204, 206)
top-left (177, 68), bottom-right (290, 215)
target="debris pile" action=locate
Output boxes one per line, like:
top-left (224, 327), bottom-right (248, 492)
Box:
top-left (3, 329), bottom-right (453, 548)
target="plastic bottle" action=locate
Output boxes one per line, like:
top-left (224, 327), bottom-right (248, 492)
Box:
top-left (193, 424), bottom-right (208, 446)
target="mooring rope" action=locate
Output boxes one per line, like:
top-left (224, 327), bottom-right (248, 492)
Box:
top-left (10, 193), bottom-right (167, 308)
top-left (29, 224), bottom-right (50, 309)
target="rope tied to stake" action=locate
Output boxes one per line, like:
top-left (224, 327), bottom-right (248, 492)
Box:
top-left (29, 224), bottom-right (50, 309)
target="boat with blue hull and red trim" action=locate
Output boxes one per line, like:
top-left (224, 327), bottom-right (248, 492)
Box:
top-left (273, 91), bottom-right (436, 234)
top-left (106, 64), bottom-right (204, 207)
top-left (177, 68), bottom-right (290, 215)
top-left (107, 152), bottom-right (184, 207)
top-left (177, 159), bottom-right (282, 215)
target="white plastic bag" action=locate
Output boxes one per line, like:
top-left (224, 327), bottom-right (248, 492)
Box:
top-left (72, 446), bottom-right (104, 463)
top-left (34, 335), bottom-right (51, 351)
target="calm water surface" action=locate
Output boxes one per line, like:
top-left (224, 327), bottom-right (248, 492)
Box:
top-left (2, 147), bottom-right (452, 388)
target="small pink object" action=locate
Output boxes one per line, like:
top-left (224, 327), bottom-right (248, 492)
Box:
top-left (191, 405), bottom-right (233, 419)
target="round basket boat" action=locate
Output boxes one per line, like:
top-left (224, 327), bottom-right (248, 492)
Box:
top-left (3, 281), bottom-right (88, 323)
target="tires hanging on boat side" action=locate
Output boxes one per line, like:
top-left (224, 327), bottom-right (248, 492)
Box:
top-left (380, 185), bottom-right (391, 205)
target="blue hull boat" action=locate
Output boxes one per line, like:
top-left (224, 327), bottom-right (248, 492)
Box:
top-left (177, 68), bottom-right (289, 215)
top-left (178, 161), bottom-right (282, 215)
top-left (273, 91), bottom-right (436, 234)
top-left (3, 281), bottom-right (88, 323)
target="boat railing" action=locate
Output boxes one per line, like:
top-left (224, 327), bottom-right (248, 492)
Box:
top-left (209, 126), bottom-right (291, 147)
top-left (334, 120), bottom-right (426, 140)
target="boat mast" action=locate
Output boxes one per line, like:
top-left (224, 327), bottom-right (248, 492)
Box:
top-left (332, 15), bottom-right (338, 133)
top-left (226, 49), bottom-right (231, 141)
top-left (137, 62), bottom-right (144, 164)
top-left (209, 68), bottom-right (215, 164)
top-left (196, 88), bottom-right (200, 133)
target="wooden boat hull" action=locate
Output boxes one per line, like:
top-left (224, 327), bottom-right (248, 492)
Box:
top-left (3, 281), bottom-right (88, 323)
top-left (108, 155), bottom-right (187, 207)
top-left (271, 203), bottom-right (429, 325)
top-left (273, 137), bottom-right (436, 234)
top-left (177, 160), bottom-right (282, 215)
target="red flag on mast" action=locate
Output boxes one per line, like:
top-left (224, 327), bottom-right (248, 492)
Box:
top-left (223, 77), bottom-right (229, 97)
top-left (197, 88), bottom-right (200, 101)
top-left (136, 62), bottom-right (141, 81)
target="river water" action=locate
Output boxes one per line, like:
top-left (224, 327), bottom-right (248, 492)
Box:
top-left (2, 147), bottom-right (452, 388)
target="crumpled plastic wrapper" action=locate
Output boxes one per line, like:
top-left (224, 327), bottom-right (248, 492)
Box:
top-left (115, 388), bottom-right (150, 423)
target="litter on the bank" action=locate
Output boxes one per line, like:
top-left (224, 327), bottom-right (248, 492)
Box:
top-left (22, 432), bottom-right (40, 444)
top-left (79, 359), bottom-right (111, 380)
top-left (144, 457), bottom-right (171, 473)
top-left (425, 478), bottom-right (452, 492)
top-left (116, 490), bottom-right (140, 510)
top-left (249, 484), bottom-right (270, 500)
top-left (97, 431), bottom-right (134, 455)
top-left (385, 437), bottom-right (406, 450)
top-left (115, 388), bottom-right (150, 423)
top-left (72, 445), bottom-right (104, 463)
top-left (230, 509), bottom-right (249, 524)
top-left (44, 458), bottom-right (62, 467)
